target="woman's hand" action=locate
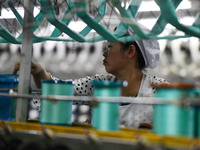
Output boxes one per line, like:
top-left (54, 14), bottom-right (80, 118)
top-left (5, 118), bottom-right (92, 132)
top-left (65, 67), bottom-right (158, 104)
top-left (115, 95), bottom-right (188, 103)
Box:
top-left (13, 61), bottom-right (51, 88)
top-left (13, 61), bottom-right (44, 75)
top-left (13, 62), bottom-right (20, 74)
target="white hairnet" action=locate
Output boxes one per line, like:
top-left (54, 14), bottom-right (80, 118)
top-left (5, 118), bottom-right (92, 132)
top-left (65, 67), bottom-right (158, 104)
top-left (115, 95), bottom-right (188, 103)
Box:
top-left (128, 25), bottom-right (160, 69)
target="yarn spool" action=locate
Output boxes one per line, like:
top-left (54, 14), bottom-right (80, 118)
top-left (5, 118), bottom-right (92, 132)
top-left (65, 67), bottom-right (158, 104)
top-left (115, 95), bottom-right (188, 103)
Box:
top-left (0, 74), bottom-right (18, 121)
top-left (40, 80), bottom-right (74, 126)
top-left (194, 86), bottom-right (200, 137)
top-left (152, 82), bottom-right (196, 137)
top-left (91, 80), bottom-right (125, 131)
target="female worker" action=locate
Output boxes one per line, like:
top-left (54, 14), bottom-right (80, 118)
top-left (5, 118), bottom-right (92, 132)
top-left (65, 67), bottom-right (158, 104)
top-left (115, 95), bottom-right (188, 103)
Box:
top-left (13, 27), bottom-right (167, 129)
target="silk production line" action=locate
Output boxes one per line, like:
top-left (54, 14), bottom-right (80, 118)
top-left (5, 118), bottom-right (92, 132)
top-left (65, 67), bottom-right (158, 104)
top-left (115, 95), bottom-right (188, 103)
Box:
top-left (0, 74), bottom-right (200, 150)
top-left (0, 0), bottom-right (200, 150)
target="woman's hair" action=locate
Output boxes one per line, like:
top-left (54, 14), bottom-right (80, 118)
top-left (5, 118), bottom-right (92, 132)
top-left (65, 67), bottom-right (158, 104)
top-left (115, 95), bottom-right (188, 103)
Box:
top-left (120, 41), bottom-right (145, 70)
top-left (113, 27), bottom-right (145, 70)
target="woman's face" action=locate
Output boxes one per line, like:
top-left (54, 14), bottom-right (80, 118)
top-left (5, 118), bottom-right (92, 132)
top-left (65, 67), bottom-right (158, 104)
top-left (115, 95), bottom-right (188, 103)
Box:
top-left (103, 42), bottom-right (129, 75)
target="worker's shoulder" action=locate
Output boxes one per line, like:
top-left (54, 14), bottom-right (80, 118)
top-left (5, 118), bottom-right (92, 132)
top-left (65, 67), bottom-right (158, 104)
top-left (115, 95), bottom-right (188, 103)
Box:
top-left (144, 73), bottom-right (168, 84)
top-left (90, 74), bottom-right (116, 81)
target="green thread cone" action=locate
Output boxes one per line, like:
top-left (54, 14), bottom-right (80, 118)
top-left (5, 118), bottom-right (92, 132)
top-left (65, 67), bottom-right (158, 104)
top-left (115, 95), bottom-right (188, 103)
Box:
top-left (152, 83), bottom-right (196, 137)
top-left (91, 80), bottom-right (124, 131)
top-left (40, 80), bottom-right (74, 125)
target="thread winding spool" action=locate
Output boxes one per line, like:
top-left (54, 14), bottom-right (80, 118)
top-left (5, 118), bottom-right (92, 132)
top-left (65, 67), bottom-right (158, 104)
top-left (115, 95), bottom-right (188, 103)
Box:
top-left (152, 82), bottom-right (196, 137)
top-left (40, 80), bottom-right (74, 126)
top-left (91, 80), bottom-right (125, 131)
top-left (0, 74), bottom-right (18, 121)
top-left (194, 86), bottom-right (200, 137)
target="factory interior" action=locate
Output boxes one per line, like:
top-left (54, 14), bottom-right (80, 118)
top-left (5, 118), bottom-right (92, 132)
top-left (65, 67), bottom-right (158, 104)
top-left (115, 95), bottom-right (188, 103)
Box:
top-left (0, 0), bottom-right (200, 149)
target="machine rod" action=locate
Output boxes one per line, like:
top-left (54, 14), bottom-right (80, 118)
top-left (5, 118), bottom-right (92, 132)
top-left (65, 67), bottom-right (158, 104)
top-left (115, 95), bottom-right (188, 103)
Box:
top-left (16, 0), bottom-right (34, 122)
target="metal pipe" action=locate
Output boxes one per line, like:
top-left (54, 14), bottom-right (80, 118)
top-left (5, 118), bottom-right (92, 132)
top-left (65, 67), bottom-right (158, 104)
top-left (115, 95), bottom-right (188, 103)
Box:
top-left (0, 91), bottom-right (200, 107)
top-left (16, 0), bottom-right (34, 122)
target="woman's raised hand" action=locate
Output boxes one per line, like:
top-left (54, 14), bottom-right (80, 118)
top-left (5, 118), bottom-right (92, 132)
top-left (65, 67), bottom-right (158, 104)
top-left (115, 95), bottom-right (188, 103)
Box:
top-left (13, 61), bottom-right (51, 88)
top-left (13, 61), bottom-right (44, 75)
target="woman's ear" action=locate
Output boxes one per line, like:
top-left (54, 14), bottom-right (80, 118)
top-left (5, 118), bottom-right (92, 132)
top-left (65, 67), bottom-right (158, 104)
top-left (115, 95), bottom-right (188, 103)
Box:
top-left (127, 44), bottom-right (136, 58)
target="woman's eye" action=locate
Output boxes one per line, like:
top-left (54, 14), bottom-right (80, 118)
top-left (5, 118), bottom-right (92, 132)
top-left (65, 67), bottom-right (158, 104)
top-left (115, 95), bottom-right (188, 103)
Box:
top-left (105, 45), bottom-right (111, 51)
top-left (108, 45), bottom-right (112, 48)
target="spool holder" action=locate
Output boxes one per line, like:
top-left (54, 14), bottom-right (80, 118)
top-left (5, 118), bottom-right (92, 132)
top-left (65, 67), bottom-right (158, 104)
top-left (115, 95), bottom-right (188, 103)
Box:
top-left (0, 89), bottom-right (200, 107)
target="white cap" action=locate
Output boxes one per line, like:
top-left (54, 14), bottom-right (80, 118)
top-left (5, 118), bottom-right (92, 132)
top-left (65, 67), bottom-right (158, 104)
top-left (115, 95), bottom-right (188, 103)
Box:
top-left (128, 25), bottom-right (160, 69)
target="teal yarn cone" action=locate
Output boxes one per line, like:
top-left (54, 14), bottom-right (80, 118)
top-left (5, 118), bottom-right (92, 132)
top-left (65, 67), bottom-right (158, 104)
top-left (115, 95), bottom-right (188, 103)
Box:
top-left (40, 80), bottom-right (74, 126)
top-left (152, 83), bottom-right (196, 137)
top-left (91, 80), bottom-right (125, 131)
top-left (194, 87), bottom-right (200, 138)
